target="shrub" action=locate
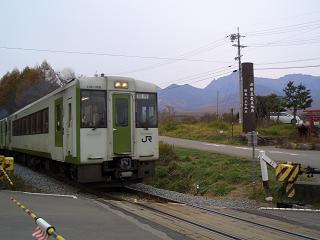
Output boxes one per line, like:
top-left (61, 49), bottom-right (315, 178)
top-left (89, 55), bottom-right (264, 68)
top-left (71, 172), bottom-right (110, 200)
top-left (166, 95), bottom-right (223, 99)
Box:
top-left (159, 142), bottom-right (178, 165)
top-left (181, 116), bottom-right (198, 124)
top-left (200, 113), bottom-right (218, 122)
top-left (163, 121), bottom-right (178, 131)
top-left (212, 182), bottom-right (234, 196)
top-left (209, 121), bottom-right (230, 131)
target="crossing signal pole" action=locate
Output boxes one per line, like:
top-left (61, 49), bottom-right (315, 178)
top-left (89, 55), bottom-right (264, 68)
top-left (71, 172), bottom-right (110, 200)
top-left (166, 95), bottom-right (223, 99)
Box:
top-left (228, 27), bottom-right (246, 124)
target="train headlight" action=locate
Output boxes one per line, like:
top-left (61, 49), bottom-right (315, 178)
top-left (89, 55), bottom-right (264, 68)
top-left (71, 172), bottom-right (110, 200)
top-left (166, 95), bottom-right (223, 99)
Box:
top-left (114, 81), bottom-right (129, 89)
top-left (121, 82), bottom-right (128, 88)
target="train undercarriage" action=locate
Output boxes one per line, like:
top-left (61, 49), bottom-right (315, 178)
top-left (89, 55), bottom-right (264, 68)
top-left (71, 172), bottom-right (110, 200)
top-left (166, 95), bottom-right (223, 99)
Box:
top-left (0, 149), bottom-right (155, 185)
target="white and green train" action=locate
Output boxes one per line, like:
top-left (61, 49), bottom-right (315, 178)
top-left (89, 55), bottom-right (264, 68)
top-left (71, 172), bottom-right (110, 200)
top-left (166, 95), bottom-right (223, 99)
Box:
top-left (0, 76), bottom-right (158, 183)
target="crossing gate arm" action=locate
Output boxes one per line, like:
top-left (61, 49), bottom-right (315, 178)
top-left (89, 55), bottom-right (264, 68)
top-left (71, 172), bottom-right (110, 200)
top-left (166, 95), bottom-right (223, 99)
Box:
top-left (259, 151), bottom-right (277, 168)
top-left (258, 151), bottom-right (278, 201)
top-left (258, 151), bottom-right (278, 182)
top-left (259, 151), bottom-right (303, 199)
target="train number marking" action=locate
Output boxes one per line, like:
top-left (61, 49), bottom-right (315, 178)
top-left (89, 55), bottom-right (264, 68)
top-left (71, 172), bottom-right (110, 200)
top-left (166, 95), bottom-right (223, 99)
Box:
top-left (142, 136), bottom-right (152, 143)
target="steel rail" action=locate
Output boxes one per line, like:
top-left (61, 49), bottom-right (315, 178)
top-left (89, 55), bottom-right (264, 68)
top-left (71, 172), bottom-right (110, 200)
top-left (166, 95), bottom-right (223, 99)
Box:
top-left (125, 185), bottom-right (318, 240)
top-left (134, 201), bottom-right (245, 240)
top-left (97, 196), bottom-right (243, 240)
top-left (188, 203), bottom-right (318, 240)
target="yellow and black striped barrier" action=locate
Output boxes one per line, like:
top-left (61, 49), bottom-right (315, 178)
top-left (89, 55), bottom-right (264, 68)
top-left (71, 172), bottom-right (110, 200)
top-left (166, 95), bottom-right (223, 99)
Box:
top-left (11, 197), bottom-right (65, 240)
top-left (0, 155), bottom-right (14, 187)
top-left (0, 166), bottom-right (14, 186)
top-left (3, 157), bottom-right (14, 171)
top-left (0, 156), bottom-right (14, 171)
top-left (275, 163), bottom-right (300, 198)
top-left (285, 182), bottom-right (295, 198)
top-left (276, 163), bottom-right (300, 182)
top-left (0, 155), bottom-right (5, 174)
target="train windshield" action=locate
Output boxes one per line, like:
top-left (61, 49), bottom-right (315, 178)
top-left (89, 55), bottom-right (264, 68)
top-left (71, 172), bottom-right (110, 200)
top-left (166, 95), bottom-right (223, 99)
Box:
top-left (81, 90), bottom-right (107, 128)
top-left (136, 93), bottom-right (158, 128)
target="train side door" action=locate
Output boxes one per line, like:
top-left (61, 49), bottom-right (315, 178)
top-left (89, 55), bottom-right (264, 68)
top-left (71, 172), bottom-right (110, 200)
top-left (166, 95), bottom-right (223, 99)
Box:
top-left (55, 97), bottom-right (63, 148)
top-left (112, 94), bottom-right (131, 154)
top-left (65, 100), bottom-right (73, 156)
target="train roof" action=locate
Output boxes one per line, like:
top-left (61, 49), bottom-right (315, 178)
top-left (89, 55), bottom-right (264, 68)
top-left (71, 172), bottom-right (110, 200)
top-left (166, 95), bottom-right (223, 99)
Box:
top-left (78, 76), bottom-right (158, 93)
top-left (1, 76), bottom-right (157, 120)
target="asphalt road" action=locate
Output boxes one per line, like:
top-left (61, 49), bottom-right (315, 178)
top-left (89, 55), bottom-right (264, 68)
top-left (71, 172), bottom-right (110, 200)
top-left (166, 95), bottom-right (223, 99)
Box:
top-left (160, 136), bottom-right (320, 169)
top-left (0, 191), bottom-right (185, 240)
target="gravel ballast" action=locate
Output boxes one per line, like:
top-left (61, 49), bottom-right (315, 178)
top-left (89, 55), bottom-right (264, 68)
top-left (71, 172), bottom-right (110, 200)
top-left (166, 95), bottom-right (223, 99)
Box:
top-left (13, 163), bottom-right (78, 196)
top-left (13, 163), bottom-right (259, 209)
top-left (9, 163), bottom-right (320, 232)
top-left (130, 183), bottom-right (260, 209)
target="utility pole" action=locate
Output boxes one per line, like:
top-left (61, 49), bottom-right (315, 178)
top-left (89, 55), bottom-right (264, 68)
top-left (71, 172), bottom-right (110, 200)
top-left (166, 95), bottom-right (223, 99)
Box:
top-left (229, 27), bottom-right (246, 124)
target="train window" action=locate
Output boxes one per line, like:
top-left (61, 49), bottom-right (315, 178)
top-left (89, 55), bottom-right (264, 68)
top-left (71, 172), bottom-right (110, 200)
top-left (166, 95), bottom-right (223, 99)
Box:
top-left (12, 121), bottom-right (15, 136)
top-left (56, 104), bottom-right (62, 132)
top-left (18, 119), bottom-right (22, 135)
top-left (36, 111), bottom-right (43, 134)
top-left (115, 98), bottom-right (128, 127)
top-left (26, 115), bottom-right (31, 135)
top-left (9, 120), bottom-right (11, 143)
top-left (22, 118), bottom-right (26, 135)
top-left (81, 90), bottom-right (107, 128)
top-left (68, 103), bottom-right (72, 128)
top-left (31, 114), bottom-right (36, 134)
top-left (136, 93), bottom-right (158, 128)
top-left (43, 108), bottom-right (49, 133)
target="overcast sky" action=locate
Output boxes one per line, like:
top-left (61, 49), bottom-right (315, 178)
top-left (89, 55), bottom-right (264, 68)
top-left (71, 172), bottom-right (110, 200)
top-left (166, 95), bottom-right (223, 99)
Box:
top-left (1, 0), bottom-right (320, 88)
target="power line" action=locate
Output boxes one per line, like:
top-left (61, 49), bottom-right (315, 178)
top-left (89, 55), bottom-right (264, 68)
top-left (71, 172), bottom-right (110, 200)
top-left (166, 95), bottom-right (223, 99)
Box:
top-left (243, 11), bottom-right (320, 34)
top-left (245, 20), bottom-right (320, 36)
top-left (112, 39), bottom-right (229, 75)
top-left (244, 24), bottom-right (320, 55)
top-left (160, 70), bottom-right (234, 91)
top-left (256, 57), bottom-right (320, 65)
top-left (255, 64), bottom-right (320, 70)
top-left (158, 64), bottom-right (234, 86)
top-left (0, 46), bottom-right (231, 63)
top-left (249, 35), bottom-right (320, 47)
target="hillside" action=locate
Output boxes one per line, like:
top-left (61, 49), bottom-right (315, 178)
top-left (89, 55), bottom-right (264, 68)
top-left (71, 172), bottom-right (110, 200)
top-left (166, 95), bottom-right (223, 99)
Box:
top-left (158, 73), bottom-right (320, 112)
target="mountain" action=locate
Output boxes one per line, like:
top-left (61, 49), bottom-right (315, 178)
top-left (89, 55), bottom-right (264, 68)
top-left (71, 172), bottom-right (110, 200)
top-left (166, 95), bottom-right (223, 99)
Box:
top-left (158, 73), bottom-right (320, 112)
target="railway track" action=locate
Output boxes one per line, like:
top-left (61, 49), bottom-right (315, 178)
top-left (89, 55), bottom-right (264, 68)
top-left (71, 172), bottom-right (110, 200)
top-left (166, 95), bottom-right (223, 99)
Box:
top-left (10, 163), bottom-right (320, 239)
top-left (122, 185), bottom-right (320, 240)
top-left (97, 192), bottom-right (244, 240)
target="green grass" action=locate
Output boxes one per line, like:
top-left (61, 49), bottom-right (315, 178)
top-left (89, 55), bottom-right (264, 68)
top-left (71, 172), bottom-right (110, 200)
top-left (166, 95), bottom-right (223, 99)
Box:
top-left (257, 123), bottom-right (296, 137)
top-left (160, 121), bottom-right (245, 145)
top-left (160, 120), bottom-right (303, 145)
top-left (147, 142), bottom-right (282, 201)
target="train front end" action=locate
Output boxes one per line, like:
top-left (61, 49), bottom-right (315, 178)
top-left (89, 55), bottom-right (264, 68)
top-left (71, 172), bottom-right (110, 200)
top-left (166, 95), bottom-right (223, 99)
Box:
top-left (77, 76), bottom-right (158, 183)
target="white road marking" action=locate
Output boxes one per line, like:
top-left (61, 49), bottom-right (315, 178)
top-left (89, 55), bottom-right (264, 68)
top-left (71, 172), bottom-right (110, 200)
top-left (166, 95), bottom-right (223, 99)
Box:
top-left (204, 143), bottom-right (225, 147)
top-left (3, 190), bottom-right (78, 199)
top-left (199, 141), bottom-right (300, 157)
top-left (234, 146), bottom-right (250, 150)
top-left (269, 151), bottom-right (300, 156)
top-left (259, 207), bottom-right (320, 212)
